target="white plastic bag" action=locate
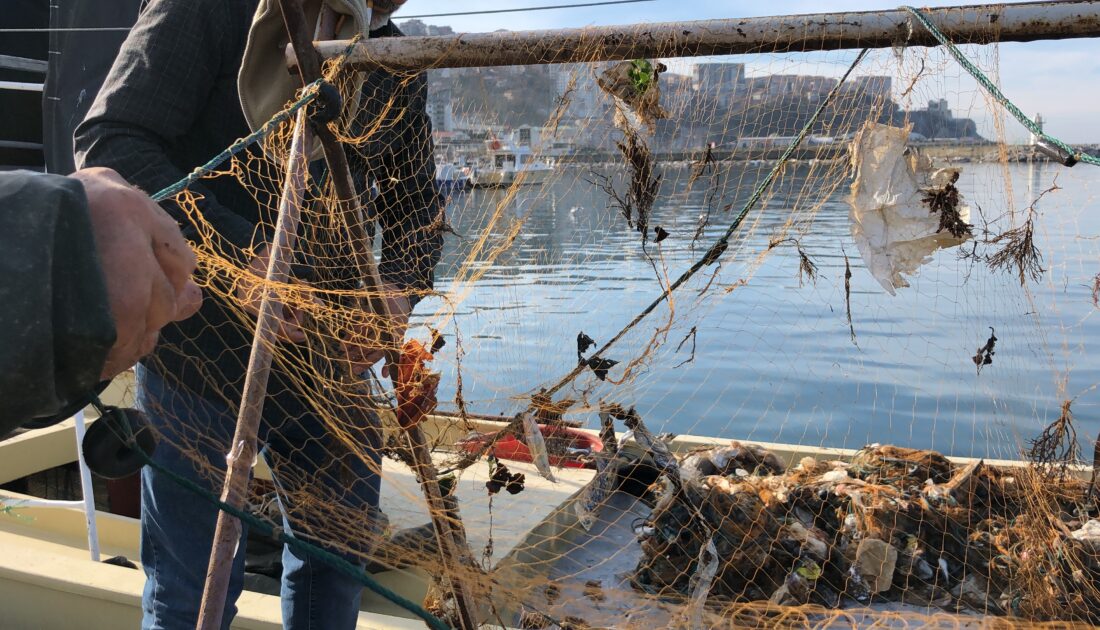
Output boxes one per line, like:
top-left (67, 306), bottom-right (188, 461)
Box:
top-left (848, 123), bottom-right (971, 295)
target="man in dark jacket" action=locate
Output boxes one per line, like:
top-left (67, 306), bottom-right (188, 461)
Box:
top-left (0, 168), bottom-right (200, 436)
top-left (74, 0), bottom-right (441, 628)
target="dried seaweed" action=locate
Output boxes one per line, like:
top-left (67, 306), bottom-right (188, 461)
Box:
top-left (586, 357), bottom-right (619, 381)
top-left (585, 171), bottom-right (632, 233)
top-left (576, 332), bottom-right (596, 362)
top-left (691, 211), bottom-right (710, 249)
top-left (768, 237), bottom-right (818, 287)
top-left (674, 326), bottom-right (697, 369)
top-left (428, 205), bottom-right (462, 238)
top-left (922, 170), bottom-right (972, 238)
top-left (531, 391), bottom-right (575, 425)
top-left (843, 248), bottom-right (856, 345)
top-left (700, 239), bottom-right (728, 266)
top-left (486, 457), bottom-right (526, 496)
top-left (987, 180), bottom-right (1058, 286)
top-left (592, 60), bottom-right (666, 245)
top-left (617, 128), bottom-right (661, 242)
top-left (519, 609), bottom-right (552, 629)
top-left (687, 144), bottom-right (716, 189)
top-left (972, 327), bottom-right (996, 374)
top-left (1027, 399), bottom-right (1079, 481)
top-left (429, 327), bottom-right (446, 354)
top-left (583, 580), bottom-right (606, 602)
top-left (987, 210), bottom-right (1044, 285)
top-left (1091, 433), bottom-right (1100, 500)
top-left (796, 249), bottom-right (818, 287)
top-left (575, 331), bottom-right (618, 381)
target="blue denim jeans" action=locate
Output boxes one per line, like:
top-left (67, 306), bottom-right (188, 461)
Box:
top-left (136, 365), bottom-right (382, 630)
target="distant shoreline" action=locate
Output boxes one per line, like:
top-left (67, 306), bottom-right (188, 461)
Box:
top-left (549, 142), bottom-right (1100, 165)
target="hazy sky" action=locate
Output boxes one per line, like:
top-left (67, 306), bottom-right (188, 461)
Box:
top-left (393, 1), bottom-right (1100, 143)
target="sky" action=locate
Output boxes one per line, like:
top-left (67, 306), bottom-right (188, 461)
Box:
top-left (392, 0), bottom-right (1100, 143)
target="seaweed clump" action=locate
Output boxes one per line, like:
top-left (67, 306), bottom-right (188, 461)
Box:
top-left (922, 170), bottom-right (972, 239)
top-left (590, 60), bottom-right (667, 245)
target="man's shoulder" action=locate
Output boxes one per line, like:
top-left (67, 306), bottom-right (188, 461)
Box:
top-left (137, 0), bottom-right (254, 28)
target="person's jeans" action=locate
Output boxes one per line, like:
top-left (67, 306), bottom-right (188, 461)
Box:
top-left (136, 365), bottom-right (383, 630)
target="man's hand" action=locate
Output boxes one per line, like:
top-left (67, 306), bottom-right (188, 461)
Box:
top-left (71, 167), bottom-right (202, 380)
top-left (236, 245), bottom-right (315, 344)
top-left (343, 284), bottom-right (412, 377)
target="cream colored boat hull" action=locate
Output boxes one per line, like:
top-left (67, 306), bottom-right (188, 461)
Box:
top-left (470, 167), bottom-right (552, 188)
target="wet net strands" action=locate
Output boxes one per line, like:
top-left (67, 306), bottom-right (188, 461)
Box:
top-left (117, 1), bottom-right (1100, 628)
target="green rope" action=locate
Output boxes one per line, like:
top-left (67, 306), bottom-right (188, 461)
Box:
top-left (97, 400), bottom-right (450, 629)
top-left (901, 5), bottom-right (1099, 167)
top-left (149, 34), bottom-right (363, 203)
top-left (150, 79), bottom-right (324, 203)
top-left (132, 443), bottom-right (452, 630)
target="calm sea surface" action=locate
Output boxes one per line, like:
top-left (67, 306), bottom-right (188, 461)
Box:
top-left (413, 161), bottom-right (1099, 460)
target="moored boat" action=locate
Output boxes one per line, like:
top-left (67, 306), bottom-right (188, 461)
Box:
top-left (434, 160), bottom-right (470, 195)
top-left (468, 145), bottom-right (554, 188)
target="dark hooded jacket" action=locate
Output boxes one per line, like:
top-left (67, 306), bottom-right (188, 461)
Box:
top-left (0, 171), bottom-right (115, 435)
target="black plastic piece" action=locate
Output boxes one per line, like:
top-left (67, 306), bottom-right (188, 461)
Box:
top-left (82, 403), bottom-right (156, 480)
top-left (307, 81), bottom-right (343, 126)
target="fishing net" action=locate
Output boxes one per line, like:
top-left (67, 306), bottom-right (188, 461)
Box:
top-left (123, 12), bottom-right (1100, 630)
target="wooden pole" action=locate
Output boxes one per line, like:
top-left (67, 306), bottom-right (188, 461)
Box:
top-left (304, 0), bottom-right (1100, 71)
top-left (277, 2), bottom-right (480, 627)
top-left (196, 109), bottom-right (312, 630)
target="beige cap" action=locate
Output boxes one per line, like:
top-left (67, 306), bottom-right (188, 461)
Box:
top-left (238, 0), bottom-right (376, 133)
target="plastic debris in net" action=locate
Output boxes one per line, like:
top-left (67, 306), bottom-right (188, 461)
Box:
top-left (631, 441), bottom-right (1100, 620)
top-left (848, 122), bottom-right (972, 295)
top-left (520, 411), bottom-right (557, 483)
top-left (685, 536), bottom-right (718, 630)
top-left (574, 409), bottom-right (623, 531)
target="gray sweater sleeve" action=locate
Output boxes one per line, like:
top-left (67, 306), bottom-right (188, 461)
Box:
top-left (0, 171), bottom-right (116, 435)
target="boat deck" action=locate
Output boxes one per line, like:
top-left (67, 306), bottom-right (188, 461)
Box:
top-left (0, 419), bottom-right (593, 629)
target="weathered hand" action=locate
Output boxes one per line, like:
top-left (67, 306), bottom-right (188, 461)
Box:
top-left (342, 284), bottom-right (411, 378)
top-left (235, 245), bottom-right (315, 344)
top-left (71, 167), bottom-right (202, 380)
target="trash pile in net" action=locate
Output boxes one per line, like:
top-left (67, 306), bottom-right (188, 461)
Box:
top-left (631, 442), bottom-right (1100, 622)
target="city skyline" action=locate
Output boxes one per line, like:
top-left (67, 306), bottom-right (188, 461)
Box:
top-left (393, 1), bottom-right (1100, 143)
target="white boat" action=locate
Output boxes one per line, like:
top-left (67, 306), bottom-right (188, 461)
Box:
top-left (468, 145), bottom-right (554, 188)
top-left (434, 160), bottom-right (470, 195)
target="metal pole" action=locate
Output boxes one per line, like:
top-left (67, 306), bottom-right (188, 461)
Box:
top-left (306, 1), bottom-right (1100, 71)
top-left (277, 2), bottom-right (481, 626)
top-left (196, 108), bottom-right (312, 630)
top-left (0, 81), bottom-right (44, 92)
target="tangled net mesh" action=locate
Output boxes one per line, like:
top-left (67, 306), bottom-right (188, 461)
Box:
top-left (129, 21), bottom-right (1100, 629)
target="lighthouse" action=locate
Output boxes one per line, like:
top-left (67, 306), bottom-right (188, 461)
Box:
top-left (1029, 113), bottom-right (1044, 146)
